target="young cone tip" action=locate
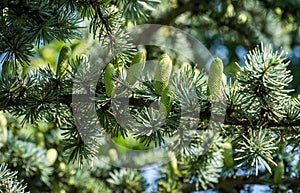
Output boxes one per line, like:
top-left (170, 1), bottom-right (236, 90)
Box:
top-left (126, 52), bottom-right (146, 85)
top-left (159, 53), bottom-right (172, 62)
top-left (154, 54), bottom-right (173, 95)
top-left (131, 52), bottom-right (146, 66)
top-left (209, 57), bottom-right (223, 75)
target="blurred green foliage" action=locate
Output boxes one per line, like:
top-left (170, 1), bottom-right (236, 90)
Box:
top-left (1, 0), bottom-right (300, 193)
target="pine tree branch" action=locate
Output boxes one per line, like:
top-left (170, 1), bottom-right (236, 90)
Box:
top-left (67, 94), bottom-right (300, 129)
top-left (1, 94), bottom-right (300, 127)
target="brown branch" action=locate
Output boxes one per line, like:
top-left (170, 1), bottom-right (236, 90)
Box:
top-left (59, 94), bottom-right (154, 107)
top-left (182, 175), bottom-right (300, 193)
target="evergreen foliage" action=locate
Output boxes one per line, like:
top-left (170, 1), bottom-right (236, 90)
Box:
top-left (1, 0), bottom-right (300, 192)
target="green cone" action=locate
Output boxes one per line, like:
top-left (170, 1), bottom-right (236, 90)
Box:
top-left (207, 57), bottom-right (224, 100)
top-left (56, 45), bottom-right (72, 79)
top-left (104, 63), bottom-right (116, 97)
